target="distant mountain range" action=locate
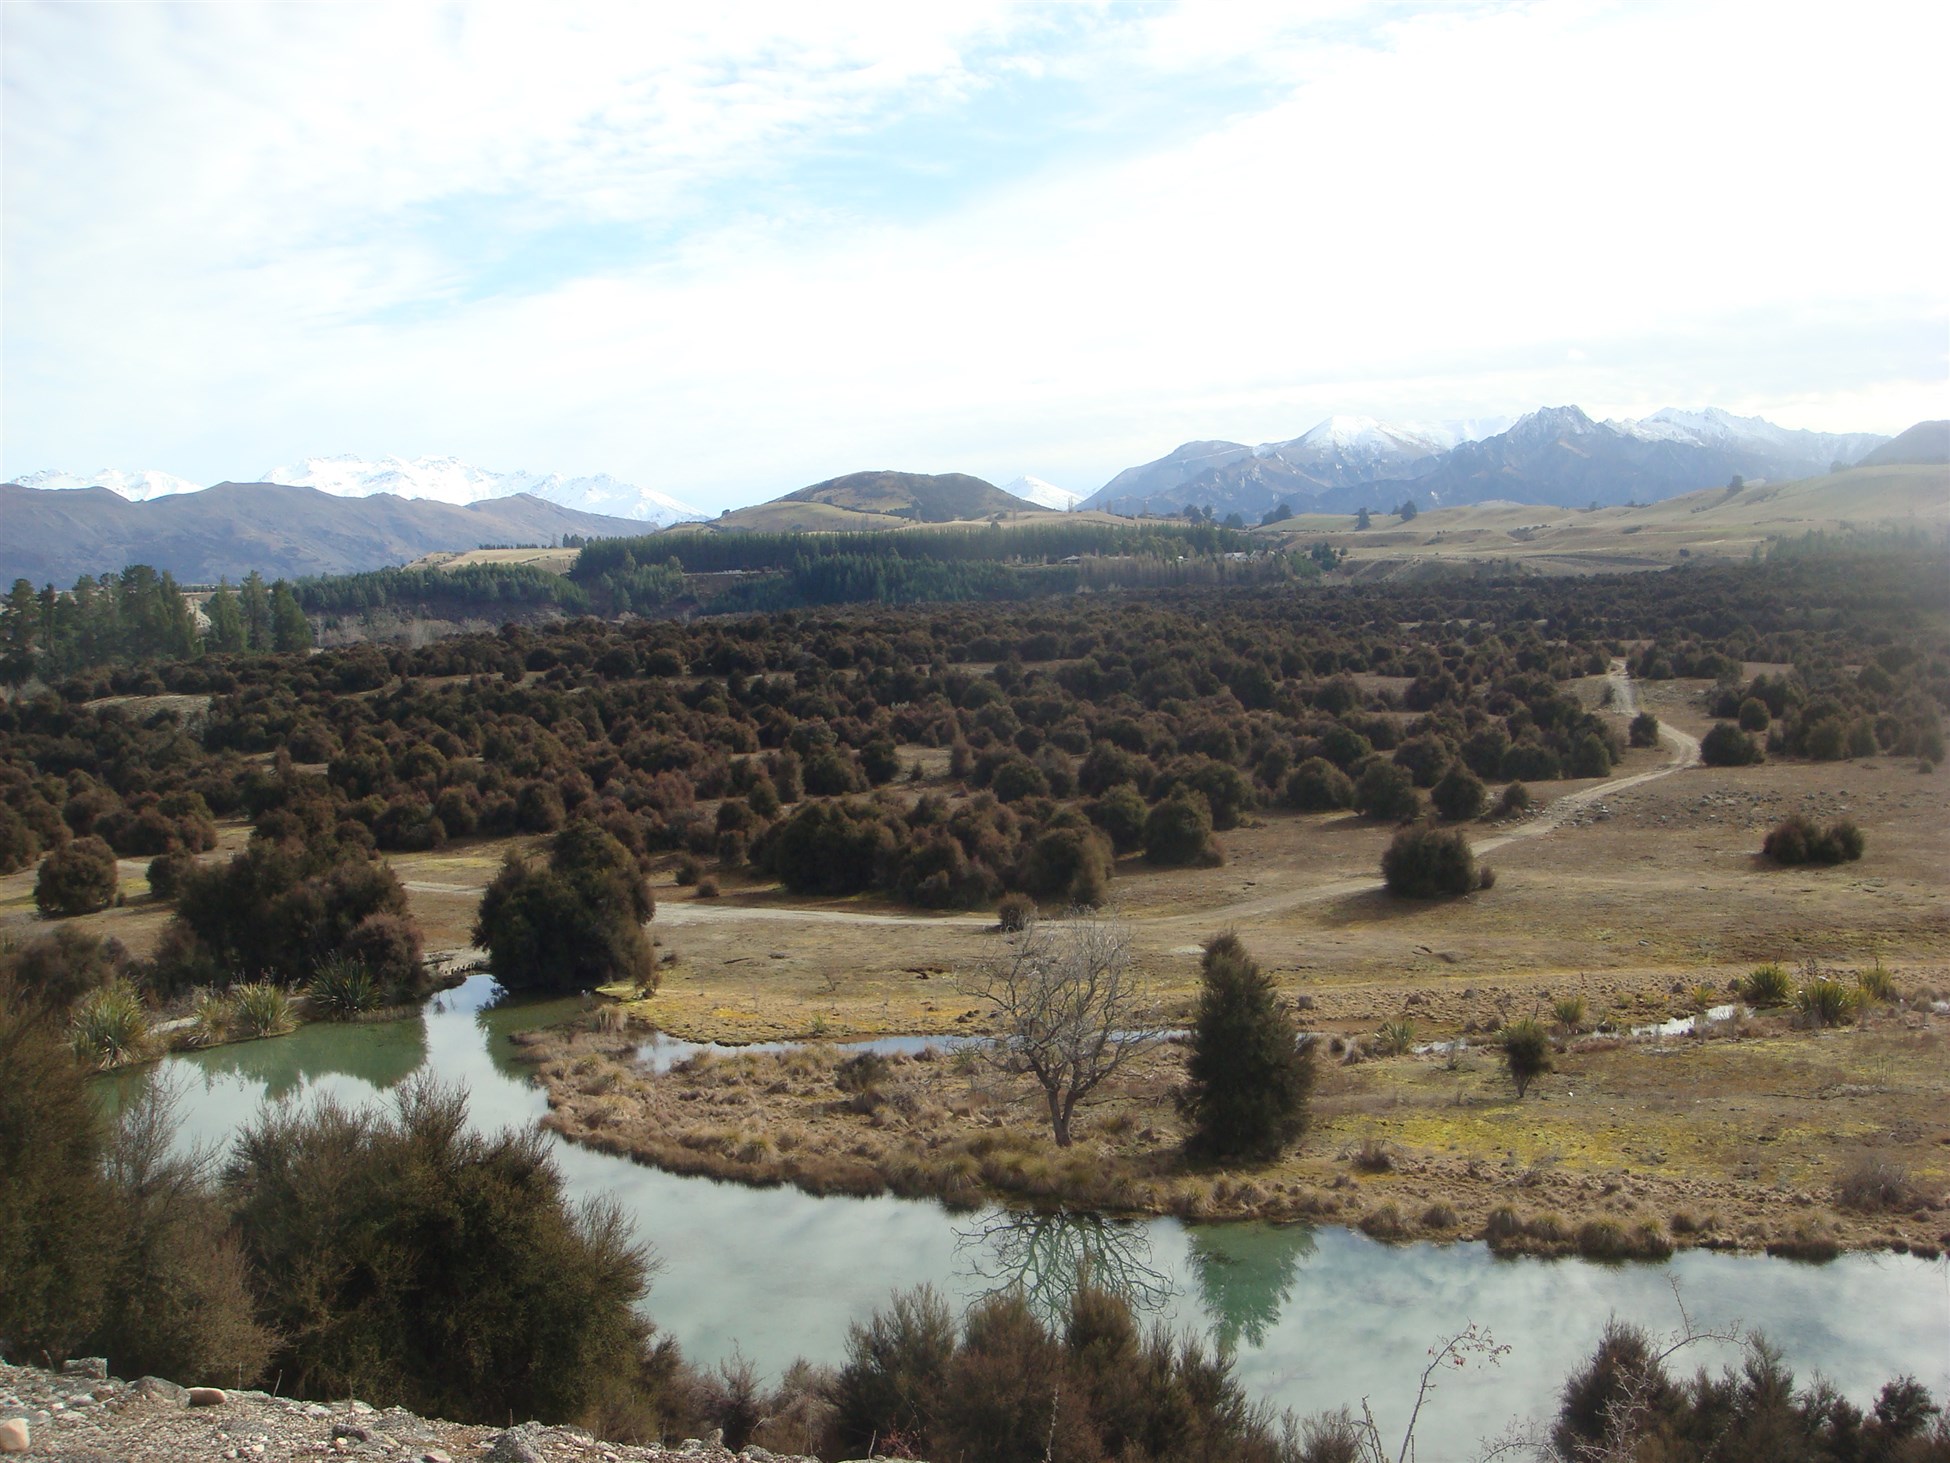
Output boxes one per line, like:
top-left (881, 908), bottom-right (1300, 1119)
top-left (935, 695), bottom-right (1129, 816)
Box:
top-left (0, 482), bottom-right (655, 586)
top-left (16, 455), bottom-right (708, 528)
top-left (1081, 407), bottom-right (1890, 517)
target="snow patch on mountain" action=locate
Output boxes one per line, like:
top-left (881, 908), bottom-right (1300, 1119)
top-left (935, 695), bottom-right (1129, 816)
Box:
top-left (1271, 416), bottom-right (1451, 462)
top-left (1000, 475), bottom-right (1081, 511)
top-left (1610, 408), bottom-right (1883, 465)
top-left (263, 455), bottom-right (707, 526)
top-left (13, 467), bottom-right (205, 502)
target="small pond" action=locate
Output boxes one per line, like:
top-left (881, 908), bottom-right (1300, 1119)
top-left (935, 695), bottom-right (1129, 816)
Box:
top-left (106, 976), bottom-right (1950, 1456)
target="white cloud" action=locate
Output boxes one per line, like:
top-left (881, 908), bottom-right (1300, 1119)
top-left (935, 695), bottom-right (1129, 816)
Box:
top-left (3, 0), bottom-right (1944, 508)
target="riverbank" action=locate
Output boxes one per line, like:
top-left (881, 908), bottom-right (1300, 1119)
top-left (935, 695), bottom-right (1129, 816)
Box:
top-left (522, 988), bottom-right (1950, 1260)
top-left (0, 1359), bottom-right (833, 1462)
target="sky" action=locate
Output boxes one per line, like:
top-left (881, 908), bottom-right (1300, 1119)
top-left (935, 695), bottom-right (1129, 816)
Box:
top-left (3, 0), bottom-right (1946, 514)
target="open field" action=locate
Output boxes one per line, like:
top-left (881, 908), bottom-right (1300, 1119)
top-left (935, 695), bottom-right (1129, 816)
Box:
top-left (1268, 463), bottom-right (1949, 575)
top-left (405, 545), bottom-right (583, 574)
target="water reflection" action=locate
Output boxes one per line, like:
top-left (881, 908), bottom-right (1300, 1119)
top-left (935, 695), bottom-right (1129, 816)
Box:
top-left (190, 1016), bottom-right (431, 1100)
top-left (1186, 1222), bottom-right (1317, 1351)
top-left (955, 1209), bottom-right (1174, 1325)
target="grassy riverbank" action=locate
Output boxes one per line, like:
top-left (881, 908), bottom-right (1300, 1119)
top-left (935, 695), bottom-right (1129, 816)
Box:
top-left (521, 980), bottom-right (1949, 1260)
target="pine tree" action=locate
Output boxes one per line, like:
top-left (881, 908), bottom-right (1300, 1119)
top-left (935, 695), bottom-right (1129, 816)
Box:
top-left (269, 581), bottom-right (313, 652)
top-left (206, 582), bottom-right (246, 653)
top-left (1178, 933), bottom-right (1314, 1162)
top-left (240, 571), bottom-right (271, 651)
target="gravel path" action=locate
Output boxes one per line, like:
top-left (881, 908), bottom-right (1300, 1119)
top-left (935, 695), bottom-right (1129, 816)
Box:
top-left (0, 1361), bottom-right (856, 1463)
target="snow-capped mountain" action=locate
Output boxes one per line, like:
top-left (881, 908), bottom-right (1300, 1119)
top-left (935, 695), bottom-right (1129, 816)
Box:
top-left (1278, 415), bottom-right (1450, 461)
top-left (1610, 408), bottom-right (1884, 470)
top-left (1000, 475), bottom-right (1082, 512)
top-left (1085, 405), bottom-right (1893, 518)
top-left (264, 456), bottom-right (707, 527)
top-left (1259, 416), bottom-right (1451, 489)
top-left (1081, 415), bottom-right (1452, 515)
top-left (13, 467), bottom-right (204, 502)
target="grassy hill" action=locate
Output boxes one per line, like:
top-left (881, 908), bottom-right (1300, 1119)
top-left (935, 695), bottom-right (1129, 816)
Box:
top-left (1268, 463), bottom-right (1950, 577)
top-left (710, 469), bottom-right (1045, 529)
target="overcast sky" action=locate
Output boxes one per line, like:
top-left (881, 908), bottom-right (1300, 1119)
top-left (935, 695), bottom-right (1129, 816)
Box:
top-left (4, 0), bottom-right (1945, 512)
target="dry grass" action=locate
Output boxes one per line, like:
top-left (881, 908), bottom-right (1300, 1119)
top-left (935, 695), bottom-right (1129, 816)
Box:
top-left (521, 982), bottom-right (1950, 1257)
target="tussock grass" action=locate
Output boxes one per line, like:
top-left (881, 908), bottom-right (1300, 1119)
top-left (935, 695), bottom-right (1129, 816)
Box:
top-left (1373, 1017), bottom-right (1417, 1057)
top-left (307, 956), bottom-right (381, 1020)
top-left (70, 981), bottom-right (150, 1069)
top-left (1796, 975), bottom-right (1859, 1028)
top-left (231, 981), bottom-right (295, 1039)
top-left (1855, 960), bottom-right (1898, 1005)
top-left (182, 988), bottom-right (232, 1048)
top-left (1835, 1156), bottom-right (1924, 1212)
top-left (1739, 962), bottom-right (1792, 1007)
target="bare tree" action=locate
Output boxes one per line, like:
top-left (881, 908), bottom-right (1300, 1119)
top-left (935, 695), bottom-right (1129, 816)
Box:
top-left (962, 910), bottom-right (1156, 1147)
top-left (954, 1209), bottom-right (1172, 1325)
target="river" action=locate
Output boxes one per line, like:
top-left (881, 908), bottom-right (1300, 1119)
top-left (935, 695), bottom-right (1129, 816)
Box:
top-left (106, 976), bottom-right (1950, 1458)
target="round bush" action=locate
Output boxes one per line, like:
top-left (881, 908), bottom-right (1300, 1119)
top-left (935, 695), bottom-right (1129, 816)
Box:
top-left (1354, 762), bottom-right (1419, 821)
top-left (1283, 757), bottom-right (1355, 812)
top-left (146, 849), bottom-right (195, 902)
top-left (1380, 824), bottom-right (1480, 898)
top-left (1142, 791), bottom-right (1219, 867)
top-left (1700, 723), bottom-right (1763, 767)
top-left (35, 836), bottom-right (120, 918)
top-left (1087, 783), bottom-right (1149, 853)
top-left (1430, 765), bottom-right (1487, 822)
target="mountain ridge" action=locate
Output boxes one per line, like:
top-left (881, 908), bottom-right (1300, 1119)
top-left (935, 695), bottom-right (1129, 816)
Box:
top-left (0, 481), bottom-right (657, 586)
top-left (16, 456), bottom-right (708, 528)
top-left (1081, 406), bottom-right (1891, 518)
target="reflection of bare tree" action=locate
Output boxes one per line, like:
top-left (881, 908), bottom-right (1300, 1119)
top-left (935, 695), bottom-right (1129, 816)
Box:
top-left (1186, 1222), bottom-right (1316, 1351)
top-left (955, 1209), bottom-right (1175, 1326)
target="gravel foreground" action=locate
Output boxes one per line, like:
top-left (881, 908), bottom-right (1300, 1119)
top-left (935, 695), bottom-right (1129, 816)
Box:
top-left (0, 1361), bottom-right (884, 1463)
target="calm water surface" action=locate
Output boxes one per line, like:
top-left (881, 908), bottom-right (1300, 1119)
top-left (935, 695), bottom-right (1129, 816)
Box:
top-left (107, 977), bottom-right (1950, 1459)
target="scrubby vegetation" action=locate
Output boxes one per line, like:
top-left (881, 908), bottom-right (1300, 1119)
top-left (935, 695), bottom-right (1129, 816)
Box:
top-left (1762, 812), bottom-right (1866, 865)
top-left (474, 821), bottom-right (656, 994)
top-left (225, 1080), bottom-right (682, 1432)
top-left (1501, 1017), bottom-right (1554, 1098)
top-left (830, 1282), bottom-right (1299, 1463)
top-left (1548, 1321), bottom-right (1947, 1462)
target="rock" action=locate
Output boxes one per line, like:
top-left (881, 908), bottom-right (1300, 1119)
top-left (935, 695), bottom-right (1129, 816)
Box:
top-left (62, 1357), bottom-right (108, 1381)
top-left (483, 1426), bottom-right (547, 1463)
top-left (420, 1451), bottom-right (453, 1463)
top-left (0, 1419), bottom-right (27, 1455)
top-left (187, 1386), bottom-right (229, 1407)
top-left (135, 1376), bottom-right (188, 1404)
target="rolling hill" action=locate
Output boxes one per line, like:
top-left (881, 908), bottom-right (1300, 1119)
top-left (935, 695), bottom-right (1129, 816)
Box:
top-left (712, 470), bottom-right (1050, 531)
top-left (0, 480), bottom-right (654, 585)
top-left (1857, 420), bottom-right (1949, 467)
top-left (1272, 461), bottom-right (1950, 579)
